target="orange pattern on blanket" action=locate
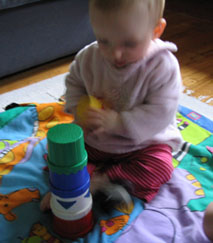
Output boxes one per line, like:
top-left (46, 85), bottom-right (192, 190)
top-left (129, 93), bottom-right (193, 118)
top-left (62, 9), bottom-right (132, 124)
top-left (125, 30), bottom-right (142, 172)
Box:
top-left (35, 102), bottom-right (74, 137)
top-left (0, 103), bottom-right (73, 181)
top-left (0, 140), bottom-right (37, 181)
top-left (115, 201), bottom-right (134, 214)
top-left (21, 222), bottom-right (62, 242)
top-left (30, 222), bottom-right (62, 242)
top-left (100, 215), bottom-right (130, 235)
top-left (0, 188), bottom-right (40, 221)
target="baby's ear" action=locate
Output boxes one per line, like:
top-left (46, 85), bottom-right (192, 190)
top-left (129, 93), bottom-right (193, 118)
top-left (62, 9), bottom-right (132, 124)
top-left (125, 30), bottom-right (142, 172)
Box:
top-left (153, 18), bottom-right (167, 39)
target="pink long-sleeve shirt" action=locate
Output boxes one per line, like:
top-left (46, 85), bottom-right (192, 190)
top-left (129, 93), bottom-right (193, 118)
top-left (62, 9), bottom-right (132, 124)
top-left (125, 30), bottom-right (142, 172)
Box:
top-left (65, 39), bottom-right (183, 154)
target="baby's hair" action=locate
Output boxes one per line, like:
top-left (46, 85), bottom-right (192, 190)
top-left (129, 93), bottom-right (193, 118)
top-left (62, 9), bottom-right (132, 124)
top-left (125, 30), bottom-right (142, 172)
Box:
top-left (89, 0), bottom-right (165, 26)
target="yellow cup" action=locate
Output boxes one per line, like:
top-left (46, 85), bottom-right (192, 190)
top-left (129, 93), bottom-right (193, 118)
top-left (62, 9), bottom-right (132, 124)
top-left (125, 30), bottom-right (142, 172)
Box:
top-left (76, 96), bottom-right (102, 124)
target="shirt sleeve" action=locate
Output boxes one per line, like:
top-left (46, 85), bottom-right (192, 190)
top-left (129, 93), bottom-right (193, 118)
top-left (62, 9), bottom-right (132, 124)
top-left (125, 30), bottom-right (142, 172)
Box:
top-left (64, 53), bottom-right (87, 114)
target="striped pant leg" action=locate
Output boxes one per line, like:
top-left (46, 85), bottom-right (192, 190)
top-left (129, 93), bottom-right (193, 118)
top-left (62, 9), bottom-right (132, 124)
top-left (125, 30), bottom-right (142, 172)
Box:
top-left (106, 144), bottom-right (174, 202)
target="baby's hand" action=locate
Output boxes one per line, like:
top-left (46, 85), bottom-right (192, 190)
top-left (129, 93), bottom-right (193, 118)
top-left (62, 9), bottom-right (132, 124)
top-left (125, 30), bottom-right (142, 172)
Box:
top-left (86, 108), bottom-right (120, 135)
top-left (40, 192), bottom-right (51, 212)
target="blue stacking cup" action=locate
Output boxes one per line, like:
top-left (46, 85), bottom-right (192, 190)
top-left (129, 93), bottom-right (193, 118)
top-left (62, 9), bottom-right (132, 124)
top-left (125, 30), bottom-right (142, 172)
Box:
top-left (49, 166), bottom-right (90, 191)
top-left (50, 176), bottom-right (90, 198)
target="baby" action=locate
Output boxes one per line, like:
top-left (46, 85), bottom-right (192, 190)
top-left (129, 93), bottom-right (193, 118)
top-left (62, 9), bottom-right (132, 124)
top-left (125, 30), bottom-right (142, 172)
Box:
top-left (203, 202), bottom-right (213, 241)
top-left (41, 0), bottom-right (183, 211)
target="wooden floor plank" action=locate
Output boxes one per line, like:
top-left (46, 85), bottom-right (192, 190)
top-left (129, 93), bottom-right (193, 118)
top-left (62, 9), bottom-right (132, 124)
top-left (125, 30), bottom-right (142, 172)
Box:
top-left (163, 9), bottom-right (213, 105)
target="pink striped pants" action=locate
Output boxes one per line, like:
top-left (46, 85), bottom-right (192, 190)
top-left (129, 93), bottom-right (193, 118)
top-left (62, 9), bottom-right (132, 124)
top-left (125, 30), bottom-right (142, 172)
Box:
top-left (86, 144), bottom-right (173, 202)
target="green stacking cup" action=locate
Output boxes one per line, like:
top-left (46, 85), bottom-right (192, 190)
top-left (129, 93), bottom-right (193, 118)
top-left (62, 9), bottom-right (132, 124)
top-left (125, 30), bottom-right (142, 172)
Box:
top-left (47, 123), bottom-right (88, 174)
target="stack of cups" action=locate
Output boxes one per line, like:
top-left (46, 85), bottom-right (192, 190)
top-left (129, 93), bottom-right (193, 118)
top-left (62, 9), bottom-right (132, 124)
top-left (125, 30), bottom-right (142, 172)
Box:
top-left (47, 123), bottom-right (93, 239)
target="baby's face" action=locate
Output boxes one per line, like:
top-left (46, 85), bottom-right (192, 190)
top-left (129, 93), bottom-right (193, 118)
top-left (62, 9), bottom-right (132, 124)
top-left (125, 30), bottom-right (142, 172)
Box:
top-left (90, 2), bottom-right (154, 69)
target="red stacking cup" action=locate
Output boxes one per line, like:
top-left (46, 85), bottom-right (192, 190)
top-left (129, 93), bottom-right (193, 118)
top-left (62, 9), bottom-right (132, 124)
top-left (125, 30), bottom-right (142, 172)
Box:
top-left (53, 210), bottom-right (94, 239)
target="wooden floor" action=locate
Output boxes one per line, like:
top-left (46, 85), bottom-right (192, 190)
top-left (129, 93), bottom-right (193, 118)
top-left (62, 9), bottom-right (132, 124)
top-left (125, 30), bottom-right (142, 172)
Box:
top-left (163, 0), bottom-right (213, 106)
top-left (0, 0), bottom-right (213, 106)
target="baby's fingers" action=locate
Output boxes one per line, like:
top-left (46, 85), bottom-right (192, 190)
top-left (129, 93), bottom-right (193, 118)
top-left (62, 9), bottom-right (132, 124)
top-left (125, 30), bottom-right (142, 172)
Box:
top-left (92, 127), bottom-right (105, 136)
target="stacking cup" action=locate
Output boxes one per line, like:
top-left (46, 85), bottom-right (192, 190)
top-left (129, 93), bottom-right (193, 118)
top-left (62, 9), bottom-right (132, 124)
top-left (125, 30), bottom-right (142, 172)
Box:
top-left (50, 188), bottom-right (93, 221)
top-left (46, 123), bottom-right (94, 239)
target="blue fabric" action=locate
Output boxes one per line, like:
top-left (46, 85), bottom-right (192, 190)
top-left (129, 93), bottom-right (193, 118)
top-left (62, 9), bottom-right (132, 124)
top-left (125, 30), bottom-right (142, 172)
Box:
top-left (71, 197), bottom-right (144, 243)
top-left (0, 104), bottom-right (144, 242)
top-left (0, 103), bottom-right (212, 242)
top-left (0, 106), bottom-right (37, 140)
top-left (179, 105), bottom-right (213, 132)
top-left (0, 0), bottom-right (40, 10)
